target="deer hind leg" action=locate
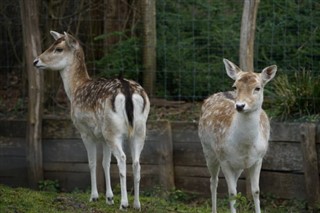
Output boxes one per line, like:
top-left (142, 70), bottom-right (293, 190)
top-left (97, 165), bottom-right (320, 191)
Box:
top-left (130, 124), bottom-right (146, 210)
top-left (111, 136), bottom-right (129, 210)
top-left (82, 135), bottom-right (99, 202)
top-left (249, 159), bottom-right (263, 213)
top-left (221, 163), bottom-right (242, 213)
top-left (102, 143), bottom-right (114, 205)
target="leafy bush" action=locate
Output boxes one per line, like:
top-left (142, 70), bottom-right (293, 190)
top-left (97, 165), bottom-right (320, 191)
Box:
top-left (38, 179), bottom-right (60, 192)
top-left (267, 70), bottom-right (320, 121)
top-left (94, 31), bottom-right (143, 82)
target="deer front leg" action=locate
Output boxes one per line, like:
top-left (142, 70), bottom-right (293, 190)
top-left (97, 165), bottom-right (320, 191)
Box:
top-left (208, 162), bottom-right (220, 213)
top-left (221, 164), bottom-right (242, 213)
top-left (82, 136), bottom-right (99, 202)
top-left (249, 159), bottom-right (263, 213)
top-left (102, 143), bottom-right (114, 205)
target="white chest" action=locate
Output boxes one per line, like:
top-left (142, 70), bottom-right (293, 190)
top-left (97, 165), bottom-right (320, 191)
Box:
top-left (218, 114), bottom-right (268, 169)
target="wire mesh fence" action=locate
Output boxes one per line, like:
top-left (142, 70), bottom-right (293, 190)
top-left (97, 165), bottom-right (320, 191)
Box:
top-left (0, 0), bottom-right (319, 120)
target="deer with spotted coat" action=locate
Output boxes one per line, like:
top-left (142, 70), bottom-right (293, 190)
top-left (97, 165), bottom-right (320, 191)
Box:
top-left (198, 59), bottom-right (277, 213)
top-left (33, 31), bottom-right (150, 210)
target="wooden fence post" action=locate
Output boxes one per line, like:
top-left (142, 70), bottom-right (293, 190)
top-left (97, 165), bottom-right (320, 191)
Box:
top-left (300, 123), bottom-right (320, 209)
top-left (156, 121), bottom-right (175, 191)
top-left (20, 0), bottom-right (44, 188)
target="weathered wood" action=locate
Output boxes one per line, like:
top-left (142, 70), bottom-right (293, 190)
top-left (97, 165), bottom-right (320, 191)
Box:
top-left (0, 120), bottom-right (27, 137)
top-left (239, 0), bottom-right (260, 72)
top-left (42, 119), bottom-right (79, 139)
top-left (42, 139), bottom-right (87, 163)
top-left (270, 122), bottom-right (301, 142)
top-left (260, 171), bottom-right (306, 200)
top-left (300, 123), bottom-right (320, 208)
top-left (153, 121), bottom-right (175, 191)
top-left (142, 0), bottom-right (157, 97)
top-left (173, 142), bottom-right (206, 166)
top-left (1, 120), bottom-right (320, 201)
top-left (20, 0), bottom-right (44, 188)
top-left (175, 176), bottom-right (247, 197)
top-left (263, 141), bottom-right (303, 172)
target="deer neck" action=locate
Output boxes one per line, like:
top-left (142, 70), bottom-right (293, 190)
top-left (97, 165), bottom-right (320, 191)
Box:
top-left (231, 108), bottom-right (262, 143)
top-left (59, 52), bottom-right (90, 101)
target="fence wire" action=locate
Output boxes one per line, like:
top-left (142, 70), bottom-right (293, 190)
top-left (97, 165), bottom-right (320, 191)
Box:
top-left (0, 0), bottom-right (319, 120)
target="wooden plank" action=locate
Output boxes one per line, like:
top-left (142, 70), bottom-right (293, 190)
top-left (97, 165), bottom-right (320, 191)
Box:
top-left (260, 171), bottom-right (306, 200)
top-left (44, 171), bottom-right (90, 192)
top-left (270, 122), bottom-right (300, 142)
top-left (42, 119), bottom-right (79, 139)
top-left (174, 166), bottom-right (246, 179)
top-left (300, 123), bottom-right (320, 208)
top-left (0, 156), bottom-right (28, 187)
top-left (175, 176), bottom-right (246, 197)
top-left (173, 142), bottom-right (206, 166)
top-left (263, 141), bottom-right (303, 172)
top-left (0, 120), bottom-right (26, 137)
top-left (43, 139), bottom-right (87, 163)
top-left (171, 122), bottom-right (199, 143)
top-left (0, 138), bottom-right (26, 157)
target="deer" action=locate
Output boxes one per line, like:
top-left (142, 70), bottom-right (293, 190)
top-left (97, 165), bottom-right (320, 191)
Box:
top-left (33, 31), bottom-right (150, 210)
top-left (198, 59), bottom-right (277, 213)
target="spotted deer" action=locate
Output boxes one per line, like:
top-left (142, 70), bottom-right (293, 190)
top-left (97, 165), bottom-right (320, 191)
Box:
top-left (198, 59), bottom-right (277, 213)
top-left (33, 31), bottom-right (150, 210)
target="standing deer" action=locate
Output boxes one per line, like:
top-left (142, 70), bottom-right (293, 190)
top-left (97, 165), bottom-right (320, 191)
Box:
top-left (198, 59), bottom-right (277, 213)
top-left (33, 31), bottom-right (150, 210)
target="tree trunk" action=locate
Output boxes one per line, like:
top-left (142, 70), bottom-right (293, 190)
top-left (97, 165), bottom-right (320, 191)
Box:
top-left (142, 0), bottom-right (156, 97)
top-left (239, 0), bottom-right (260, 197)
top-left (239, 0), bottom-right (260, 72)
top-left (20, 0), bottom-right (44, 189)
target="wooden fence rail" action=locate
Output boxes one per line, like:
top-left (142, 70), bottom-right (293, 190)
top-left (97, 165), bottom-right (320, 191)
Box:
top-left (0, 119), bottom-right (320, 205)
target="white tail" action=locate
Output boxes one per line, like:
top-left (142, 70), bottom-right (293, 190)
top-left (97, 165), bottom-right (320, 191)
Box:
top-left (198, 59), bottom-right (277, 213)
top-left (34, 31), bottom-right (150, 210)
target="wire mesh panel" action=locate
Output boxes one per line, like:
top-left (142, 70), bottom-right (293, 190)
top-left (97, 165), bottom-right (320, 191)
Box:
top-left (0, 0), bottom-right (319, 120)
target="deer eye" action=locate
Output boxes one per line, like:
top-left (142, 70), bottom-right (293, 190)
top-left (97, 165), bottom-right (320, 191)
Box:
top-left (55, 48), bottom-right (63, 53)
top-left (254, 87), bottom-right (261, 92)
top-left (232, 86), bottom-right (237, 91)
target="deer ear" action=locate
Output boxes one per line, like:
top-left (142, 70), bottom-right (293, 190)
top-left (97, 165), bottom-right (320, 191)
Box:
top-left (223, 58), bottom-right (242, 80)
top-left (50, 31), bottom-right (63, 40)
top-left (261, 65), bottom-right (277, 85)
top-left (63, 32), bottom-right (79, 49)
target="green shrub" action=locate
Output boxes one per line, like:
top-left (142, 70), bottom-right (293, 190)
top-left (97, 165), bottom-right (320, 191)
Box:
top-left (94, 31), bottom-right (143, 82)
top-left (38, 179), bottom-right (60, 192)
top-left (267, 69), bottom-right (320, 121)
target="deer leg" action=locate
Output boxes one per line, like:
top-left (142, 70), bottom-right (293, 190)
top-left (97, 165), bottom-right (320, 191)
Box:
top-left (102, 143), bottom-right (114, 205)
top-left (207, 160), bottom-right (220, 213)
top-left (221, 164), bottom-right (242, 213)
top-left (82, 136), bottom-right (98, 202)
top-left (112, 137), bottom-right (129, 210)
top-left (202, 148), bottom-right (220, 213)
top-left (130, 132), bottom-right (145, 210)
top-left (249, 160), bottom-right (263, 213)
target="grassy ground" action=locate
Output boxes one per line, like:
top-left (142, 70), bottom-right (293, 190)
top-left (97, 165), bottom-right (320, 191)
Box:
top-left (0, 184), bottom-right (311, 213)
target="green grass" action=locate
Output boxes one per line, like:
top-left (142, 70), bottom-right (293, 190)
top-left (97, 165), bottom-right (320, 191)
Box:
top-left (0, 184), bottom-right (310, 213)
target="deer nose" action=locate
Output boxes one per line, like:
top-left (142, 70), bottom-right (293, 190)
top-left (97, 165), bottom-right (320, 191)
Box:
top-left (33, 58), bottom-right (39, 66)
top-left (236, 103), bottom-right (245, 112)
